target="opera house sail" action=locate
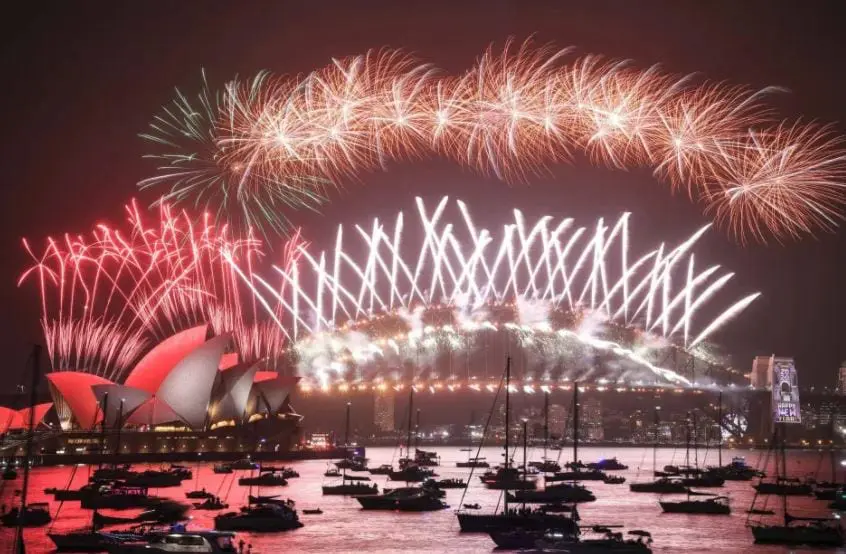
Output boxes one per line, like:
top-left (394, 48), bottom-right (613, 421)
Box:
top-left (1, 325), bottom-right (303, 461)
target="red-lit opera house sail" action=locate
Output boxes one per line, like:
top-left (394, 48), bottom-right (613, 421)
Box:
top-left (123, 325), bottom-right (209, 394)
top-left (46, 372), bottom-right (114, 430)
top-left (212, 361), bottom-right (259, 423)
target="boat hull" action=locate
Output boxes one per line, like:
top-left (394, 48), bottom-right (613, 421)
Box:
top-left (659, 501), bottom-right (730, 514)
top-left (457, 512), bottom-right (575, 533)
top-left (751, 525), bottom-right (844, 546)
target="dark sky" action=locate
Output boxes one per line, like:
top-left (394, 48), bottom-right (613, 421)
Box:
top-left (2, 1), bottom-right (845, 389)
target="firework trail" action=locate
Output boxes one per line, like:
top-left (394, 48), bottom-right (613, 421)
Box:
top-left (143, 39), bottom-right (846, 242)
top-left (230, 196), bottom-right (759, 387)
top-left (18, 201), bottom-right (291, 379)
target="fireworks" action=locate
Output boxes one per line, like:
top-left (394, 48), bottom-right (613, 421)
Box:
top-left (231, 196), bottom-right (759, 387)
top-left (18, 200), bottom-right (289, 379)
top-left (143, 39), bottom-right (846, 242)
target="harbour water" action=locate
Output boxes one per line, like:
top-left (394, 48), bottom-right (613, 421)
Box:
top-left (0, 446), bottom-right (842, 553)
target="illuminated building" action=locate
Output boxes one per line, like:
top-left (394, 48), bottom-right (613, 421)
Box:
top-left (374, 390), bottom-right (395, 432)
top-left (750, 355), bottom-right (774, 390)
top-left (839, 364), bottom-right (846, 396)
top-left (548, 404), bottom-right (567, 439)
top-left (581, 398), bottom-right (604, 441)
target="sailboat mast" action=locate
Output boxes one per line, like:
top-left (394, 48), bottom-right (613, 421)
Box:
top-left (543, 391), bottom-right (549, 461)
top-left (114, 399), bottom-right (124, 460)
top-left (572, 382), bottom-right (579, 470)
top-left (503, 356), bottom-right (511, 516)
top-left (416, 409), bottom-right (421, 451)
top-left (98, 392), bottom-right (109, 470)
top-left (693, 412), bottom-right (699, 469)
top-left (406, 389), bottom-right (414, 460)
top-left (780, 423), bottom-right (788, 526)
top-left (344, 401), bottom-right (351, 447)
top-left (522, 419), bottom-right (528, 510)
top-left (717, 392), bottom-right (723, 468)
top-left (16, 344), bottom-right (41, 546)
top-left (685, 412), bottom-right (691, 469)
top-left (653, 407), bottom-right (660, 474)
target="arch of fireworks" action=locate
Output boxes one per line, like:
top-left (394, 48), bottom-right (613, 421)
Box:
top-left (227, 196), bottom-right (759, 390)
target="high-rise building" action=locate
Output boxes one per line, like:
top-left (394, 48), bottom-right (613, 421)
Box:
top-left (838, 364), bottom-right (846, 396)
top-left (374, 391), bottom-right (395, 433)
top-left (750, 355), bottom-right (774, 389)
top-left (548, 404), bottom-right (567, 439)
top-left (581, 398), bottom-right (604, 441)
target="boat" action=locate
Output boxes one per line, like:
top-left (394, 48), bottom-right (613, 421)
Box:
top-left (456, 358), bottom-right (575, 535)
top-left (747, 508), bottom-right (775, 515)
top-left (335, 456), bottom-right (368, 472)
top-left (322, 474), bottom-right (379, 495)
top-left (3, 347), bottom-right (52, 536)
top-left (81, 485), bottom-right (153, 510)
top-left (49, 530), bottom-right (124, 552)
top-left (680, 473), bottom-right (725, 487)
top-left (229, 458), bottom-right (258, 470)
top-left (430, 478), bottom-right (466, 489)
top-left (528, 459), bottom-right (561, 473)
top-left (258, 465), bottom-right (299, 479)
top-left (106, 529), bottom-right (239, 553)
top-left (384, 480), bottom-right (446, 498)
top-left (630, 407), bottom-right (688, 494)
top-left (546, 469), bottom-right (608, 482)
top-left (534, 528), bottom-right (653, 553)
top-left (302, 508), bottom-right (323, 515)
top-left (408, 448), bottom-right (440, 467)
top-left (2, 468), bottom-right (17, 480)
top-left (123, 470), bottom-right (183, 488)
top-left (753, 478), bottom-right (812, 496)
top-left (660, 495), bottom-right (730, 514)
top-left (185, 488), bottom-right (214, 500)
top-left (388, 463), bottom-right (435, 482)
top-left (51, 482), bottom-right (107, 502)
top-left (367, 464), bottom-right (393, 475)
top-left (463, 503), bottom-right (481, 510)
top-left (456, 457), bottom-right (489, 468)
top-left (586, 457), bottom-right (629, 471)
top-left (394, 492), bottom-right (449, 512)
top-left (479, 466), bottom-right (537, 490)
top-left (508, 482), bottom-right (596, 504)
top-left (748, 424), bottom-right (845, 547)
top-left (214, 503), bottom-right (303, 532)
top-left (630, 478), bottom-right (688, 494)
top-left (0, 503), bottom-right (52, 527)
top-left (247, 494), bottom-right (295, 507)
top-left (603, 475), bottom-right (626, 484)
top-left (238, 471), bottom-right (288, 487)
top-left (92, 464), bottom-right (134, 481)
top-left (212, 464), bottom-right (233, 474)
top-left (355, 486), bottom-right (445, 510)
top-left (709, 456), bottom-right (764, 481)
top-left (541, 503), bottom-right (576, 513)
top-left (192, 497), bottom-right (228, 510)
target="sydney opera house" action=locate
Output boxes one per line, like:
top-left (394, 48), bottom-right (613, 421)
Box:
top-left (1, 325), bottom-right (303, 459)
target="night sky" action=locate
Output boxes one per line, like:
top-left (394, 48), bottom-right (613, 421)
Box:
top-left (2, 1), bottom-right (845, 389)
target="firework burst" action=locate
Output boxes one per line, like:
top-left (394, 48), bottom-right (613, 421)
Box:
top-left (143, 38), bottom-right (846, 241)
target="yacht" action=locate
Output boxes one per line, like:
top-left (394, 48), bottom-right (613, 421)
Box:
top-left (534, 528), bottom-right (653, 553)
top-left (238, 470), bottom-right (288, 487)
top-left (456, 457), bottom-right (489, 468)
top-left (107, 530), bottom-right (239, 553)
top-left (214, 503), bottom-right (303, 532)
top-left (212, 464), bottom-right (233, 474)
top-left (322, 475), bottom-right (379, 495)
top-left (660, 495), bottom-right (730, 514)
top-left (388, 464), bottom-right (435, 482)
top-left (479, 466), bottom-right (537, 490)
top-left (754, 478), bottom-right (812, 496)
top-left (0, 503), bottom-right (52, 527)
top-left (367, 464), bottom-right (393, 475)
top-left (430, 478), bottom-right (466, 489)
top-left (92, 464), bottom-right (134, 481)
top-left (528, 459), bottom-right (562, 473)
top-left (508, 482), bottom-right (596, 504)
top-left (629, 478), bottom-right (688, 494)
top-left (123, 470), bottom-right (183, 488)
top-left (355, 486), bottom-right (445, 511)
top-left (546, 469), bottom-right (608, 482)
top-left (192, 497), bottom-right (229, 511)
top-left (586, 457), bottom-right (629, 471)
top-left (81, 485), bottom-right (154, 510)
top-left (229, 458), bottom-right (258, 470)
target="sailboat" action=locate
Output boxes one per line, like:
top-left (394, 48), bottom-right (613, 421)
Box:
top-left (527, 391), bottom-right (561, 474)
top-left (748, 425), bottom-right (843, 546)
top-left (510, 382), bottom-right (595, 504)
top-left (2, 345), bottom-right (51, 533)
top-left (630, 407), bottom-right (688, 494)
top-left (388, 389), bottom-right (436, 483)
top-left (456, 448), bottom-right (489, 469)
top-left (457, 357), bottom-right (576, 533)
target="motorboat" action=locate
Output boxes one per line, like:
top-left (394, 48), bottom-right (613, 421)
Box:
top-left (123, 470), bottom-right (183, 488)
top-left (356, 486), bottom-right (440, 510)
top-left (751, 521), bottom-right (844, 546)
top-left (322, 476), bottom-right (379, 495)
top-left (546, 469), bottom-right (608, 482)
top-left (247, 494), bottom-right (295, 507)
top-left (660, 495), bottom-right (730, 515)
top-left (479, 466), bottom-right (537, 490)
top-left (458, 507), bottom-right (576, 533)
top-left (81, 485), bottom-right (154, 510)
top-left (192, 497), bottom-right (228, 511)
top-left (325, 467), bottom-right (342, 477)
top-left (603, 475), bottom-right (626, 484)
top-left (214, 503), bottom-right (303, 532)
top-left (429, 478), bottom-right (466, 489)
top-left (388, 464), bottom-right (435, 482)
top-left (367, 464), bottom-right (394, 475)
top-left (92, 465), bottom-right (133, 481)
top-left (508, 482), bottom-right (596, 504)
top-left (754, 478), bottom-right (812, 496)
top-left (534, 528), bottom-right (653, 553)
top-left (212, 464), bottom-right (233, 474)
top-left (586, 457), bottom-right (629, 471)
top-left (107, 530), bottom-right (239, 553)
top-left (238, 471), bottom-right (288, 487)
top-left (679, 473), bottom-right (725, 488)
top-left (185, 488), bottom-right (214, 500)
top-left (456, 457), bottom-right (489, 468)
top-left (0, 503), bottom-right (52, 527)
top-left (335, 456), bottom-right (368, 472)
top-left (229, 458), bottom-right (258, 470)
top-left (2, 468), bottom-right (17, 480)
top-left (528, 459), bottom-right (562, 473)
top-left (629, 478), bottom-right (688, 494)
